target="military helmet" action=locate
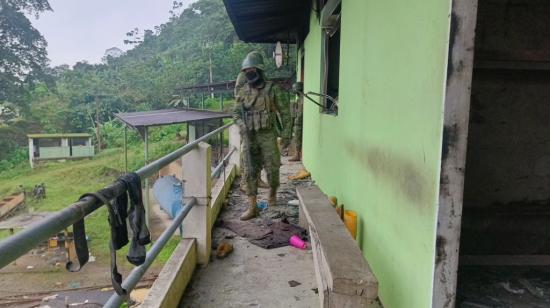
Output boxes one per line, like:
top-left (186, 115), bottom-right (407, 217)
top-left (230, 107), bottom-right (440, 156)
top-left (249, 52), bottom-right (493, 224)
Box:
top-left (241, 51), bottom-right (265, 71)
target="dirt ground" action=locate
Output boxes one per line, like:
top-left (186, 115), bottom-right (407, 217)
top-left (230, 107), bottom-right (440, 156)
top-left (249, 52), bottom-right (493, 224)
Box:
top-left (0, 202), bottom-right (172, 307)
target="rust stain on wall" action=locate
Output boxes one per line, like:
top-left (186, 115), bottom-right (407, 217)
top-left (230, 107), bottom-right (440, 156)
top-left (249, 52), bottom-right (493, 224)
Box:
top-left (345, 143), bottom-right (433, 209)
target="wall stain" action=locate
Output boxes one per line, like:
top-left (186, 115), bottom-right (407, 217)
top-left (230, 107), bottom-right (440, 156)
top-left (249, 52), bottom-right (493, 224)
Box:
top-left (447, 12), bottom-right (460, 85)
top-left (441, 124), bottom-right (458, 162)
top-left (345, 143), bottom-right (432, 208)
top-left (435, 236), bottom-right (448, 265)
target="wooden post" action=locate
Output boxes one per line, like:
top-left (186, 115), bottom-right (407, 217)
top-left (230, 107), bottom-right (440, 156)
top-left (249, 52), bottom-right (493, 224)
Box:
top-left (181, 142), bottom-right (212, 265)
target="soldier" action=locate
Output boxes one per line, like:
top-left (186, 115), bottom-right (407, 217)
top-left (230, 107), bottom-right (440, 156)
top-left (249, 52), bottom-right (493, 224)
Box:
top-left (234, 51), bottom-right (283, 220)
top-left (235, 71), bottom-right (270, 191)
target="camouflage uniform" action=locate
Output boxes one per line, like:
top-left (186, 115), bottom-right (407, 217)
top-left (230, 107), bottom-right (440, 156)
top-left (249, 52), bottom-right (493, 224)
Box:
top-left (292, 96), bottom-right (303, 154)
top-left (234, 81), bottom-right (282, 196)
top-left (277, 89), bottom-right (292, 150)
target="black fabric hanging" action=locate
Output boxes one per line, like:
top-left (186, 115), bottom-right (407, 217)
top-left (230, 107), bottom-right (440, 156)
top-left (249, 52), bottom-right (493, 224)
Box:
top-left (79, 192), bottom-right (127, 296)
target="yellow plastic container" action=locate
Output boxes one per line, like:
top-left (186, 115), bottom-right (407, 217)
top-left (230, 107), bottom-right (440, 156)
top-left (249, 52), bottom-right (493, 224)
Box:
top-left (344, 210), bottom-right (358, 240)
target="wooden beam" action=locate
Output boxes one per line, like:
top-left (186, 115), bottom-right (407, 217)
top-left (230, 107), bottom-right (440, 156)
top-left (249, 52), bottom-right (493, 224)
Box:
top-left (297, 185), bottom-right (378, 307)
top-left (460, 255), bottom-right (550, 266)
top-left (433, 0), bottom-right (479, 307)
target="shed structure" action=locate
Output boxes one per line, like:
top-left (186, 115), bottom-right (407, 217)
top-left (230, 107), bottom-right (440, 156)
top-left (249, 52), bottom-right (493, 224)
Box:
top-left (114, 108), bottom-right (231, 227)
top-left (27, 133), bottom-right (94, 168)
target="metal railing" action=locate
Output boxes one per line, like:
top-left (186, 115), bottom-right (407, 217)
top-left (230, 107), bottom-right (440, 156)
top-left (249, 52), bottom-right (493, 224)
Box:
top-left (104, 197), bottom-right (197, 307)
top-left (0, 122), bottom-right (233, 270)
top-left (211, 146), bottom-right (237, 179)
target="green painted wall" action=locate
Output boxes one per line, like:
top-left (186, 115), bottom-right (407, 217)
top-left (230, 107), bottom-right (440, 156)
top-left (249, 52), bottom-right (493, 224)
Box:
top-left (301, 0), bottom-right (451, 307)
top-left (39, 147), bottom-right (70, 159)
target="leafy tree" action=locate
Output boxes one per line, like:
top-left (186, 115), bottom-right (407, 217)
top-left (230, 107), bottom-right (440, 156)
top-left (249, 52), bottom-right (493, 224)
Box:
top-left (0, 0), bottom-right (52, 113)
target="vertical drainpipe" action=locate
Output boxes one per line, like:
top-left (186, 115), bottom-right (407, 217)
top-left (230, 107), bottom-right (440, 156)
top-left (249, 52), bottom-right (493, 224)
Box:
top-left (144, 127), bottom-right (150, 228)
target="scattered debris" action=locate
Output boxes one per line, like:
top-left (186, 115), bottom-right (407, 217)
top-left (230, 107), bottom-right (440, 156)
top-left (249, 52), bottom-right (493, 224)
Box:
top-left (41, 294), bottom-right (58, 302)
top-left (69, 300), bottom-right (89, 306)
top-left (288, 280), bottom-right (301, 287)
top-left (288, 199), bottom-right (299, 206)
top-left (288, 169), bottom-right (310, 180)
top-left (68, 281), bottom-right (81, 289)
top-left (499, 281), bottom-right (525, 295)
top-left (88, 255), bottom-right (96, 262)
top-left (277, 253), bottom-right (286, 257)
top-left (461, 301), bottom-right (493, 308)
top-left (311, 288), bottom-right (319, 294)
top-left (216, 241), bottom-right (233, 259)
top-left (26, 265), bottom-right (34, 270)
top-left (518, 278), bottom-right (545, 298)
top-left (55, 282), bottom-right (63, 287)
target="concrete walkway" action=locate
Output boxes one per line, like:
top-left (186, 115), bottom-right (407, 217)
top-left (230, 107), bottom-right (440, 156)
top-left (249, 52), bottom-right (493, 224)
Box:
top-left (180, 159), bottom-right (319, 307)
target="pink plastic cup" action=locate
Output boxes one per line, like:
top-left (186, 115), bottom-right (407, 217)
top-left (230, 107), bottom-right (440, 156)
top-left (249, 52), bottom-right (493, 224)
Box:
top-left (289, 235), bottom-right (307, 249)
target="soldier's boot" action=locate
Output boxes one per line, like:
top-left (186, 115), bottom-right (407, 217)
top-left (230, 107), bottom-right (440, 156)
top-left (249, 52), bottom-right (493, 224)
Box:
top-left (289, 150), bottom-right (301, 162)
top-left (240, 196), bottom-right (258, 221)
top-left (268, 189), bottom-right (277, 208)
top-left (258, 178), bottom-right (270, 189)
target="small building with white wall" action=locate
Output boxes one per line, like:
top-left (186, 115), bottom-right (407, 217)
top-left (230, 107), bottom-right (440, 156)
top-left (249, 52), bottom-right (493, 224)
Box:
top-left (27, 133), bottom-right (94, 168)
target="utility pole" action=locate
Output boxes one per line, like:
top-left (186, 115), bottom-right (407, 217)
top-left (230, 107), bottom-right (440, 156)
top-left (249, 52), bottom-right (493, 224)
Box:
top-left (209, 52), bottom-right (214, 98)
top-left (95, 96), bottom-right (101, 152)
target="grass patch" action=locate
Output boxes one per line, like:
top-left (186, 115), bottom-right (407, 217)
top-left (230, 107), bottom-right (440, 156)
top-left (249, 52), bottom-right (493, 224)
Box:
top-left (0, 134), bottom-right (186, 265)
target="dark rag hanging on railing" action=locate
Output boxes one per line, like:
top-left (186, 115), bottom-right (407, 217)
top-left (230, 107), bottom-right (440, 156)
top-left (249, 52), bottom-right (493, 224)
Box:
top-left (70, 172), bottom-right (151, 296)
top-left (115, 172), bottom-right (151, 265)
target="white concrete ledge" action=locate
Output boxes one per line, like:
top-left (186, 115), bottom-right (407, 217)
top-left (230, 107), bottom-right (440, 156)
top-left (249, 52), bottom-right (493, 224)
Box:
top-left (210, 162), bottom-right (237, 229)
top-left (297, 185), bottom-right (379, 307)
top-left (141, 238), bottom-right (197, 308)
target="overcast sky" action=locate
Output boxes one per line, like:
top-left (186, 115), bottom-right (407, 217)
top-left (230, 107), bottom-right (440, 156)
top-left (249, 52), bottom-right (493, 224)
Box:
top-left (31, 0), bottom-right (196, 67)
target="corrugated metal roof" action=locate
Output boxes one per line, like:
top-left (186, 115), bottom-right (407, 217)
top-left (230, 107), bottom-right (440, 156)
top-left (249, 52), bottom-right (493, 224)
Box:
top-left (27, 133), bottom-right (91, 139)
top-left (223, 0), bottom-right (311, 43)
top-left (115, 108), bottom-right (231, 129)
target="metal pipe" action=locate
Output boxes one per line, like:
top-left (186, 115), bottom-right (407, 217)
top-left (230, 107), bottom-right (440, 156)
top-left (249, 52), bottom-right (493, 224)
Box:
top-left (0, 123), bottom-right (233, 269)
top-left (136, 123), bottom-right (232, 178)
top-left (124, 126), bottom-right (128, 172)
top-left (211, 146), bottom-right (236, 179)
top-left (104, 197), bottom-right (197, 308)
top-left (144, 127), bottom-right (150, 228)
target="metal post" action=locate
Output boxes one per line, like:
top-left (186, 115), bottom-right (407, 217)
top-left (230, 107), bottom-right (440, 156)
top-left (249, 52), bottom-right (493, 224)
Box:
top-left (96, 97), bottom-right (102, 152)
top-left (201, 92), bottom-right (205, 110)
top-left (104, 197), bottom-right (197, 308)
top-left (124, 126), bottom-right (128, 172)
top-left (144, 127), bottom-right (150, 228)
top-left (220, 94), bottom-right (224, 111)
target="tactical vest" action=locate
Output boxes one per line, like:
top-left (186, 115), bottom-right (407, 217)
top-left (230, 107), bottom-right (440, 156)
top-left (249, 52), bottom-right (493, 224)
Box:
top-left (240, 82), bottom-right (275, 132)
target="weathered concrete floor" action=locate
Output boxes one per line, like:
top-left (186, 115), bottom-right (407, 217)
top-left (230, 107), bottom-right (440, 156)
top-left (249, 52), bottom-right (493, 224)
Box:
top-left (180, 158), bottom-right (319, 307)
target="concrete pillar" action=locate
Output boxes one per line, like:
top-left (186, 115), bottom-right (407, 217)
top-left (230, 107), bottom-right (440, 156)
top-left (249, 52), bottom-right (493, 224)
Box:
top-left (61, 138), bottom-right (69, 147)
top-left (188, 124), bottom-right (197, 142)
top-left (228, 124), bottom-right (241, 174)
top-left (181, 142), bottom-right (212, 265)
top-left (28, 138), bottom-right (34, 169)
